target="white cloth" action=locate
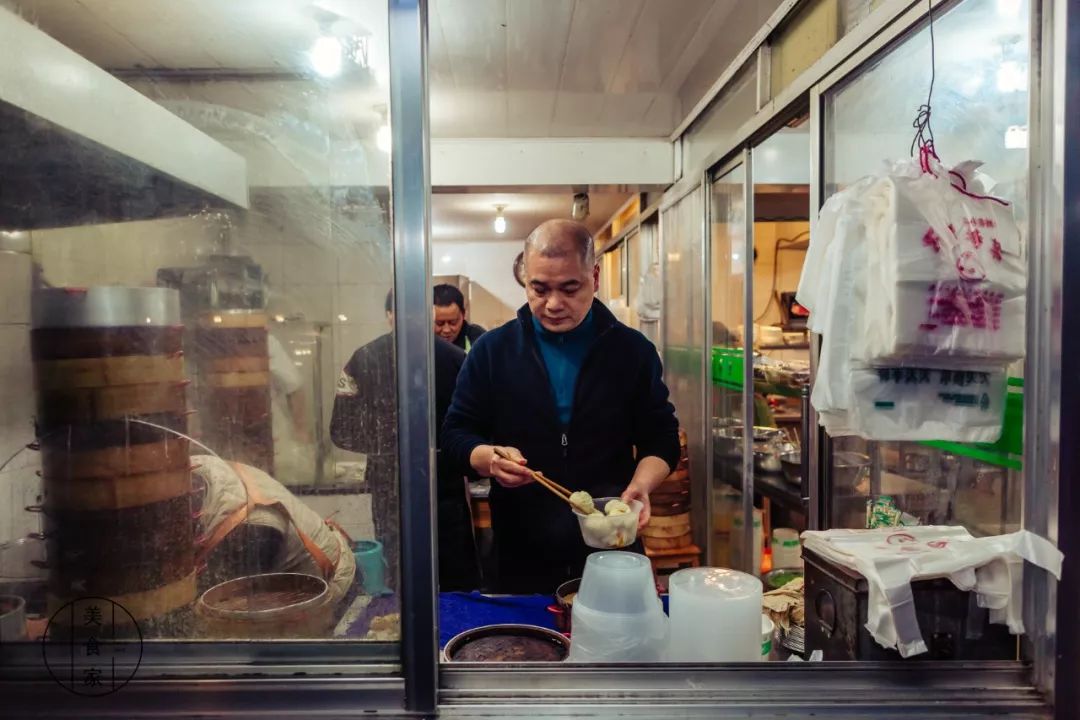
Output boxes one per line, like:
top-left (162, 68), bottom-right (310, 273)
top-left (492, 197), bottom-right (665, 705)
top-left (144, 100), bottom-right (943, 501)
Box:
top-left (194, 454), bottom-right (356, 602)
top-left (801, 527), bottom-right (1062, 658)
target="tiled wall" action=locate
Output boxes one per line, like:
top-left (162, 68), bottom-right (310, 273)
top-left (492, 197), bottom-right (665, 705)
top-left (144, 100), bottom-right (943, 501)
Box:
top-left (0, 248), bottom-right (40, 544)
top-left (0, 193), bottom-right (393, 545)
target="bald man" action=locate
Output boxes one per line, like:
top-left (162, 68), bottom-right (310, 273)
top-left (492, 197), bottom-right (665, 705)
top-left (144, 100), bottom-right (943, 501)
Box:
top-left (442, 219), bottom-right (680, 593)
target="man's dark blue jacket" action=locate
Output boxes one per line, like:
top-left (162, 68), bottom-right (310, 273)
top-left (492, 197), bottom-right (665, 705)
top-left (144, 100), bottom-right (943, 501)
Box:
top-left (442, 299), bottom-right (680, 592)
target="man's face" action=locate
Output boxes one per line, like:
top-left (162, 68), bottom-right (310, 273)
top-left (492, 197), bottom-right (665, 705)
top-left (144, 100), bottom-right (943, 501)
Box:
top-left (433, 304), bottom-right (465, 342)
top-left (525, 248), bottom-right (599, 332)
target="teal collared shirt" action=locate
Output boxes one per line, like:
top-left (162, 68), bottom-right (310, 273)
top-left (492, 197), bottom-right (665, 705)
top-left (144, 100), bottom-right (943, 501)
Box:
top-left (531, 310), bottom-right (595, 427)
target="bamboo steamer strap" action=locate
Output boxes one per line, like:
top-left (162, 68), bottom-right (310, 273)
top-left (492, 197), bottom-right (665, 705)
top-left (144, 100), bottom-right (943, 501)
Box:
top-left (48, 571), bottom-right (196, 623)
top-left (195, 462), bottom-right (336, 581)
top-left (204, 356), bottom-right (270, 374)
top-left (198, 312), bottom-right (268, 329)
top-left (46, 469), bottom-right (191, 511)
top-left (43, 438), bottom-right (190, 480)
top-left (38, 383), bottom-right (188, 424)
top-left (34, 355), bottom-right (184, 390)
top-left (204, 371), bottom-right (271, 389)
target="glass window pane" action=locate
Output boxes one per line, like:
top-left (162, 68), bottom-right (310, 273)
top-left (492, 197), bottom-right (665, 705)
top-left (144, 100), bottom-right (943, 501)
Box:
top-left (0, 0), bottom-right (399, 643)
top-left (821, 0), bottom-right (1029, 535)
top-left (708, 166), bottom-right (752, 571)
top-left (661, 188), bottom-right (707, 582)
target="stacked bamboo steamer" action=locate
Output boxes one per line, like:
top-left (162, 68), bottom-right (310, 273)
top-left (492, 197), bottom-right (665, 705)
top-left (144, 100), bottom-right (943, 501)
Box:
top-left (31, 287), bottom-right (195, 636)
top-left (193, 310), bottom-right (274, 474)
top-left (642, 428), bottom-right (692, 551)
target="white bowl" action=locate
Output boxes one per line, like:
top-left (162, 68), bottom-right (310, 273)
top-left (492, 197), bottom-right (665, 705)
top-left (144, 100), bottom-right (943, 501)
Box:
top-left (573, 497), bottom-right (642, 549)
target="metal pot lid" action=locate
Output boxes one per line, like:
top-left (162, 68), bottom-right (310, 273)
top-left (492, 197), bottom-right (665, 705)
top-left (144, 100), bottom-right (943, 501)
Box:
top-left (32, 287), bottom-right (180, 329)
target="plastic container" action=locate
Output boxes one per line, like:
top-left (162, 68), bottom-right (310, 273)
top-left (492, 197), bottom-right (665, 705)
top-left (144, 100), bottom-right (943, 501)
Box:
top-left (667, 567), bottom-right (763, 662)
top-left (761, 615), bottom-right (775, 660)
top-left (569, 552), bottom-right (667, 662)
top-left (772, 528), bottom-right (802, 569)
top-left (568, 600), bottom-right (668, 662)
top-left (574, 498), bottom-right (642, 549)
top-left (575, 551), bottom-right (656, 614)
top-left (353, 540), bottom-right (390, 596)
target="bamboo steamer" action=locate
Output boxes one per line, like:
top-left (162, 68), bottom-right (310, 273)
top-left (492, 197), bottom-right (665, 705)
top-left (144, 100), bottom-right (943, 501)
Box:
top-left (195, 573), bottom-right (332, 639)
top-left (193, 310), bottom-right (274, 473)
top-left (642, 532), bottom-right (694, 551)
top-left (32, 288), bottom-right (194, 631)
top-left (640, 513), bottom-right (691, 539)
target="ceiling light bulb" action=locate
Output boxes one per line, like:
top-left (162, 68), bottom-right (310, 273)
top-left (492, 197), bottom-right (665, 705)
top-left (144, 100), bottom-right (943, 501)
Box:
top-left (494, 214), bottom-right (507, 234)
top-left (376, 124), bottom-right (391, 153)
top-left (310, 35), bottom-right (343, 78)
top-left (441, 254), bottom-right (452, 264)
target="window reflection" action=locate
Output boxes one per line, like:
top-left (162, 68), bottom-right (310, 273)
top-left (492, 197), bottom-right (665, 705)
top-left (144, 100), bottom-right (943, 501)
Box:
top-left (0, 0), bottom-right (399, 642)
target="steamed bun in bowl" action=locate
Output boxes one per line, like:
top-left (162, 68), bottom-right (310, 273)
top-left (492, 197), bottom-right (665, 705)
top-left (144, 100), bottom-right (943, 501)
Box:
top-left (574, 497), bottom-right (643, 549)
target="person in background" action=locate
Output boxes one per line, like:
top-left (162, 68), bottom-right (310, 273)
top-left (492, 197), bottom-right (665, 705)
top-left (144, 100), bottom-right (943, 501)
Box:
top-left (433, 283), bottom-right (486, 352)
top-left (192, 455), bottom-right (356, 610)
top-left (442, 219), bottom-right (680, 593)
top-left (330, 289), bottom-right (480, 591)
top-left (267, 333), bottom-right (317, 482)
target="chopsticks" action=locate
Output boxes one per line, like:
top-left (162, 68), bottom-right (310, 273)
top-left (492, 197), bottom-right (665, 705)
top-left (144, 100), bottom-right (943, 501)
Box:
top-left (492, 447), bottom-right (589, 513)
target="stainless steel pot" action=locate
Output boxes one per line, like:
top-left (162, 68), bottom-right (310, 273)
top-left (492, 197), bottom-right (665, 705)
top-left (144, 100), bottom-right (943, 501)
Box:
top-left (443, 624), bottom-right (569, 662)
top-left (32, 286), bottom-right (180, 328)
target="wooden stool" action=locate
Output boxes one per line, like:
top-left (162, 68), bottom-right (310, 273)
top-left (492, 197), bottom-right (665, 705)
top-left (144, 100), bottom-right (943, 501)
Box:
top-left (645, 543), bottom-right (702, 591)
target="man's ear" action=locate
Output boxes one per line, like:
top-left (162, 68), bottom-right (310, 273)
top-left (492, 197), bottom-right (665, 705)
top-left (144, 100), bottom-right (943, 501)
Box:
top-left (592, 263), bottom-right (600, 291)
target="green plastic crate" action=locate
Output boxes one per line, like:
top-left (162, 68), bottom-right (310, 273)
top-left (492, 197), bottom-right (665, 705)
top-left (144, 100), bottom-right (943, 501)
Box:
top-left (711, 346), bottom-right (744, 390)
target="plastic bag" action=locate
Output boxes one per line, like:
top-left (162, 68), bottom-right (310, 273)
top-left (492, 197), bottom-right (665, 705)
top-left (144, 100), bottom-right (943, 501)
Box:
top-left (801, 527), bottom-right (1062, 658)
top-left (568, 600), bottom-right (668, 662)
top-left (855, 158), bottom-right (1026, 365)
top-left (797, 156), bottom-right (1025, 441)
top-left (847, 365), bottom-right (1007, 442)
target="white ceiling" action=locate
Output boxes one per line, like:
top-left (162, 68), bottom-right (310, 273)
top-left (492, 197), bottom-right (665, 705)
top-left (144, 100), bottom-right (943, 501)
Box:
top-left (4, 0), bottom-right (782, 139)
top-left (429, 0), bottom-right (783, 138)
top-left (431, 191), bottom-right (630, 242)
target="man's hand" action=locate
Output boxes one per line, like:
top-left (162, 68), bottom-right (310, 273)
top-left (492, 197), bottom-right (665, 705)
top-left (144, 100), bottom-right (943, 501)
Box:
top-left (621, 455), bottom-right (672, 530)
top-left (621, 480), bottom-right (652, 529)
top-left (470, 445), bottom-right (534, 488)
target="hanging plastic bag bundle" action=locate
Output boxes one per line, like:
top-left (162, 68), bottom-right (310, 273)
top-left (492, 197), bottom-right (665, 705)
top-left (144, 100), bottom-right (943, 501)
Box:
top-left (854, 156), bottom-right (1026, 366)
top-left (796, 153), bottom-right (1024, 442)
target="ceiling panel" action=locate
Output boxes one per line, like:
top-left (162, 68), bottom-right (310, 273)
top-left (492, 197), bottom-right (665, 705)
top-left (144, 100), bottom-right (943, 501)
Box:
top-left (556, 0), bottom-right (644, 94)
top-left (504, 0), bottom-right (574, 135)
top-left (434, 0), bottom-right (508, 89)
top-left (598, 92), bottom-right (661, 134)
top-left (7, 0), bottom-right (160, 68)
top-left (607, 0), bottom-right (714, 95)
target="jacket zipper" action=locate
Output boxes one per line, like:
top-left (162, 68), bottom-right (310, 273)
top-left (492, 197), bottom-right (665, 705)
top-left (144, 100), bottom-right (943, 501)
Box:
top-left (561, 323), bottom-right (615, 476)
top-left (521, 304), bottom-right (616, 481)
